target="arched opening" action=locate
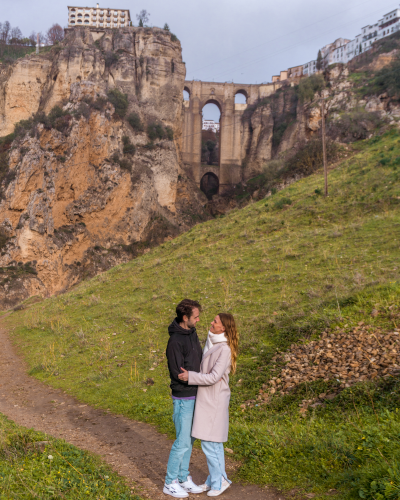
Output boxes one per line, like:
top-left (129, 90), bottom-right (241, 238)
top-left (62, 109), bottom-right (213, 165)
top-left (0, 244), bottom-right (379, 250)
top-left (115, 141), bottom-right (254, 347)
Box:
top-left (201, 101), bottom-right (221, 167)
top-left (183, 88), bottom-right (190, 101)
top-left (200, 172), bottom-right (219, 200)
top-left (235, 91), bottom-right (247, 104)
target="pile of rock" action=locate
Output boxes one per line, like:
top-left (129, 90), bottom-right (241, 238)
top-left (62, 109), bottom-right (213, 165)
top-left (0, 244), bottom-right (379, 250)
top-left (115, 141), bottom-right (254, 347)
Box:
top-left (258, 323), bottom-right (400, 402)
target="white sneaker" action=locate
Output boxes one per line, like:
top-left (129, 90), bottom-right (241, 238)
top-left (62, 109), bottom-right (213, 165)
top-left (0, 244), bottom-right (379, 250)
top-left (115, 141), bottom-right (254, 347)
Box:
top-left (207, 479), bottom-right (231, 497)
top-left (179, 476), bottom-right (203, 494)
top-left (199, 483), bottom-right (211, 492)
top-left (163, 479), bottom-right (189, 498)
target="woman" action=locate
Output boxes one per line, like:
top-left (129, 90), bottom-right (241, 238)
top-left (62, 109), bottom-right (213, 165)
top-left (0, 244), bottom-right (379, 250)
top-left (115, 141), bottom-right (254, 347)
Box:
top-left (178, 313), bottom-right (238, 497)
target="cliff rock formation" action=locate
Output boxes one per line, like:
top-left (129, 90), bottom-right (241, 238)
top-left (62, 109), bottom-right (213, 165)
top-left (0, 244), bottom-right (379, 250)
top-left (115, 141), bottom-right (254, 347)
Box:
top-left (0, 27), bottom-right (207, 308)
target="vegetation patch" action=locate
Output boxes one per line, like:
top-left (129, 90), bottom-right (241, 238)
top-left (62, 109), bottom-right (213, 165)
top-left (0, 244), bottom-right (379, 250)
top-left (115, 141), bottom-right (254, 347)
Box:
top-left (297, 73), bottom-right (326, 103)
top-left (0, 413), bottom-right (138, 499)
top-left (107, 89), bottom-right (129, 118)
top-left (127, 113), bottom-right (144, 132)
top-left (328, 111), bottom-right (382, 143)
top-left (280, 138), bottom-right (339, 178)
top-left (146, 123), bottom-right (173, 142)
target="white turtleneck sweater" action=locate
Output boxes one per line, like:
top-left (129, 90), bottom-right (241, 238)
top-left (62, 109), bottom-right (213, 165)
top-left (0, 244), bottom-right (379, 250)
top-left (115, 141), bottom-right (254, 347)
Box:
top-left (203, 330), bottom-right (228, 355)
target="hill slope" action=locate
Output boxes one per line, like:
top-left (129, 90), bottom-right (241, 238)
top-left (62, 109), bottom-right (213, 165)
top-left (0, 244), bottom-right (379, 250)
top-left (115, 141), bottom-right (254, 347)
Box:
top-left (6, 129), bottom-right (400, 498)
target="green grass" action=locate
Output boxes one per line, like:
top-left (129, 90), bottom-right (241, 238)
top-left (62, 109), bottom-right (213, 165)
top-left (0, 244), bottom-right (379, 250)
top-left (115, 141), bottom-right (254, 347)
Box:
top-left (5, 129), bottom-right (400, 498)
top-left (0, 413), bottom-right (139, 499)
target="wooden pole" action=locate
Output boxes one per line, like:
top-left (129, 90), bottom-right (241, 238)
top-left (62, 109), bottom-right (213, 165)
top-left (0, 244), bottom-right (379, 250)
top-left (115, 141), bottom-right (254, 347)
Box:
top-left (321, 98), bottom-right (328, 197)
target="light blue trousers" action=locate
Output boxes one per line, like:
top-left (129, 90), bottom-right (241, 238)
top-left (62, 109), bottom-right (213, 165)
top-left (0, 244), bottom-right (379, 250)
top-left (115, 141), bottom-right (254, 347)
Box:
top-left (165, 399), bottom-right (195, 484)
top-left (201, 441), bottom-right (232, 491)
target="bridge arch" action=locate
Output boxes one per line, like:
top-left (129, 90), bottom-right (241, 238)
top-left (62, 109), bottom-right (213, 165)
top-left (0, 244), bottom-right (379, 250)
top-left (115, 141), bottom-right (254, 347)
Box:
top-left (200, 171), bottom-right (219, 200)
top-left (234, 89), bottom-right (248, 104)
top-left (183, 85), bottom-right (191, 102)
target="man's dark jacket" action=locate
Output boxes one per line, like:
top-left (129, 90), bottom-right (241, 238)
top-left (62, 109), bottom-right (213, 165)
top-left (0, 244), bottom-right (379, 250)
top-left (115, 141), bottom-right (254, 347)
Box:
top-left (166, 319), bottom-right (203, 398)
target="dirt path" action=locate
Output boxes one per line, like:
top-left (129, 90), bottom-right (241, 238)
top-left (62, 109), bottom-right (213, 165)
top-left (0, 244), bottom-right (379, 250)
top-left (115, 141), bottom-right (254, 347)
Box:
top-left (0, 322), bottom-right (283, 500)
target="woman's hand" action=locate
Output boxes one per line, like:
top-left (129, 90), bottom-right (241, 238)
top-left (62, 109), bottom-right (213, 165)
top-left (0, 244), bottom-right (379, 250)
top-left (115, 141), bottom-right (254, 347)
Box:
top-left (178, 367), bottom-right (189, 381)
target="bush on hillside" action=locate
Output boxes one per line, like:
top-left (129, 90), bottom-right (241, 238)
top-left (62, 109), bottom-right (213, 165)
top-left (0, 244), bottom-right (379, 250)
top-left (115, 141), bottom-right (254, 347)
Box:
top-left (147, 123), bottom-right (171, 141)
top-left (280, 139), bottom-right (338, 178)
top-left (127, 112), bottom-right (144, 132)
top-left (297, 74), bottom-right (325, 103)
top-left (107, 89), bottom-right (129, 118)
top-left (328, 110), bottom-right (382, 142)
top-left (122, 136), bottom-right (135, 155)
top-left (373, 56), bottom-right (400, 99)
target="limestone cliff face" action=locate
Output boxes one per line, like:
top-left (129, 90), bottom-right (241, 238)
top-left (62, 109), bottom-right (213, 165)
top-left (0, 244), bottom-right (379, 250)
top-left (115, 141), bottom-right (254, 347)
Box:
top-left (0, 27), bottom-right (207, 308)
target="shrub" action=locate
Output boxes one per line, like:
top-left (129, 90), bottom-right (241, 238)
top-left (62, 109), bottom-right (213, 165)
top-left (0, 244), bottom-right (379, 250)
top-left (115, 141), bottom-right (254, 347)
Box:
top-left (170, 33), bottom-right (178, 42)
top-left (165, 126), bottom-right (174, 141)
top-left (281, 139), bottom-right (338, 178)
top-left (107, 89), bottom-right (129, 118)
top-left (91, 96), bottom-right (108, 111)
top-left (147, 123), bottom-right (165, 141)
top-left (274, 197), bottom-right (292, 209)
top-left (272, 122), bottom-right (289, 148)
top-left (122, 136), bottom-right (135, 155)
top-left (297, 74), bottom-right (325, 103)
top-left (127, 112), bottom-right (143, 132)
top-left (373, 56), bottom-right (400, 99)
top-left (328, 111), bottom-right (382, 142)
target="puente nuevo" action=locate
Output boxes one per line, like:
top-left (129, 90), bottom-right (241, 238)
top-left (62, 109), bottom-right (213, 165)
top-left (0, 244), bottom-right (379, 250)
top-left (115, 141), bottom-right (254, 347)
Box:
top-left (182, 80), bottom-right (285, 193)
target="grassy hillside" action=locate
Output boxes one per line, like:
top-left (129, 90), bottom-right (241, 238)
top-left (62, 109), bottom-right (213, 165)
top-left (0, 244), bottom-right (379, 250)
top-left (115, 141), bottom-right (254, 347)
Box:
top-left (0, 413), bottom-right (138, 499)
top-left (6, 129), bottom-right (400, 498)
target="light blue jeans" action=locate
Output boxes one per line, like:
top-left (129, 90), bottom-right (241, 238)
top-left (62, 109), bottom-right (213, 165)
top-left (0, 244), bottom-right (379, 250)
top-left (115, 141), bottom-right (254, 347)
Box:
top-left (201, 441), bottom-right (232, 491)
top-left (165, 399), bottom-right (195, 484)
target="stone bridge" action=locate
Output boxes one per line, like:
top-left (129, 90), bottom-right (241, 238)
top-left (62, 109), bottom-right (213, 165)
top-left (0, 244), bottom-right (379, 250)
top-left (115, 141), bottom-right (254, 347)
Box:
top-left (181, 80), bottom-right (283, 194)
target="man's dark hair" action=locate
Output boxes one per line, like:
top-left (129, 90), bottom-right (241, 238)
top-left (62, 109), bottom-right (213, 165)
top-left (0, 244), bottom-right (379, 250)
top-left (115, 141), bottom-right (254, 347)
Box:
top-left (176, 299), bottom-right (202, 323)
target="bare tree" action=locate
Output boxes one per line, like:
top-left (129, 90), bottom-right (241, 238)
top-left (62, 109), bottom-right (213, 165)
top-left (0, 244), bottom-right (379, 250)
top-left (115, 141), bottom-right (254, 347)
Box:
top-left (136, 10), bottom-right (150, 27)
top-left (9, 26), bottom-right (23, 45)
top-left (29, 31), bottom-right (37, 47)
top-left (46, 23), bottom-right (64, 45)
top-left (0, 21), bottom-right (11, 44)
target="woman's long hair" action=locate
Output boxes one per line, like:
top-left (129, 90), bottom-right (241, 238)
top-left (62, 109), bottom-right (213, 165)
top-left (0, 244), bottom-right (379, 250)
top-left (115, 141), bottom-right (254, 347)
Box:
top-left (219, 313), bottom-right (239, 374)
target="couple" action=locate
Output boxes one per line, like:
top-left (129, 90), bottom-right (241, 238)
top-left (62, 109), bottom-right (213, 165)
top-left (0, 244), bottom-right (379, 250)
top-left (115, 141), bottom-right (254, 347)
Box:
top-left (163, 299), bottom-right (239, 498)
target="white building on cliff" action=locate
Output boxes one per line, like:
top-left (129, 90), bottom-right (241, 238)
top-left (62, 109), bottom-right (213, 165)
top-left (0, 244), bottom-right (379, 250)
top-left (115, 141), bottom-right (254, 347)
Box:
top-left (300, 4), bottom-right (400, 79)
top-left (68, 4), bottom-right (131, 28)
top-left (202, 120), bottom-right (220, 133)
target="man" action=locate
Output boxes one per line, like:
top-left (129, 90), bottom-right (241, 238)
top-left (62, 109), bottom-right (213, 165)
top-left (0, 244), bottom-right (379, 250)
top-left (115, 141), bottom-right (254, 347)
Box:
top-left (163, 299), bottom-right (204, 498)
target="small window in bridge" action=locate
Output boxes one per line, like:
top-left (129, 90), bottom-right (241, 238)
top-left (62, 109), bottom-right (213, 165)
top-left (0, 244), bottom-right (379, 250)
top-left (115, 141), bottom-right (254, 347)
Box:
top-left (183, 90), bottom-right (190, 101)
top-left (235, 93), bottom-right (247, 104)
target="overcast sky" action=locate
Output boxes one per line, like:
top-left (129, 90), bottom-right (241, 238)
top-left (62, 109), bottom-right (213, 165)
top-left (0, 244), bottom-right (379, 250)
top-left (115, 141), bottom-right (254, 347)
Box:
top-left (4, 0), bottom-right (399, 121)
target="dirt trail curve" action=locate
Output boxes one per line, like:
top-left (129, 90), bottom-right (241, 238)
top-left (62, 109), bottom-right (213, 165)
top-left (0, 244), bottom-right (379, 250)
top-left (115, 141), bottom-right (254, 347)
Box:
top-left (0, 322), bottom-right (283, 500)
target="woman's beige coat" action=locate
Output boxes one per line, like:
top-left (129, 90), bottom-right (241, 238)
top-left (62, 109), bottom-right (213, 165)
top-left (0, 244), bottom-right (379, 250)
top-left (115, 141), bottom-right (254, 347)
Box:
top-left (188, 343), bottom-right (231, 443)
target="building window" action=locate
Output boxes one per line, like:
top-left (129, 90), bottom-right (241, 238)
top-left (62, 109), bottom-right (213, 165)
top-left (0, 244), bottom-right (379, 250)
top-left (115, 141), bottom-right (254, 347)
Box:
top-left (100, 23), bottom-right (103, 26)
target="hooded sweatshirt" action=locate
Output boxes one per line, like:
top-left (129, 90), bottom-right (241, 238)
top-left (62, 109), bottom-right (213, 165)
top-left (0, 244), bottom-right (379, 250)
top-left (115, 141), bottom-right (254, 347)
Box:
top-left (166, 319), bottom-right (203, 398)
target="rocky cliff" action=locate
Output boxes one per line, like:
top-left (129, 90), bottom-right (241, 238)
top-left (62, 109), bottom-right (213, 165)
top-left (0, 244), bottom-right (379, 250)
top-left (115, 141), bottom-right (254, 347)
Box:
top-left (242, 48), bottom-right (400, 177)
top-left (0, 27), bottom-right (207, 308)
